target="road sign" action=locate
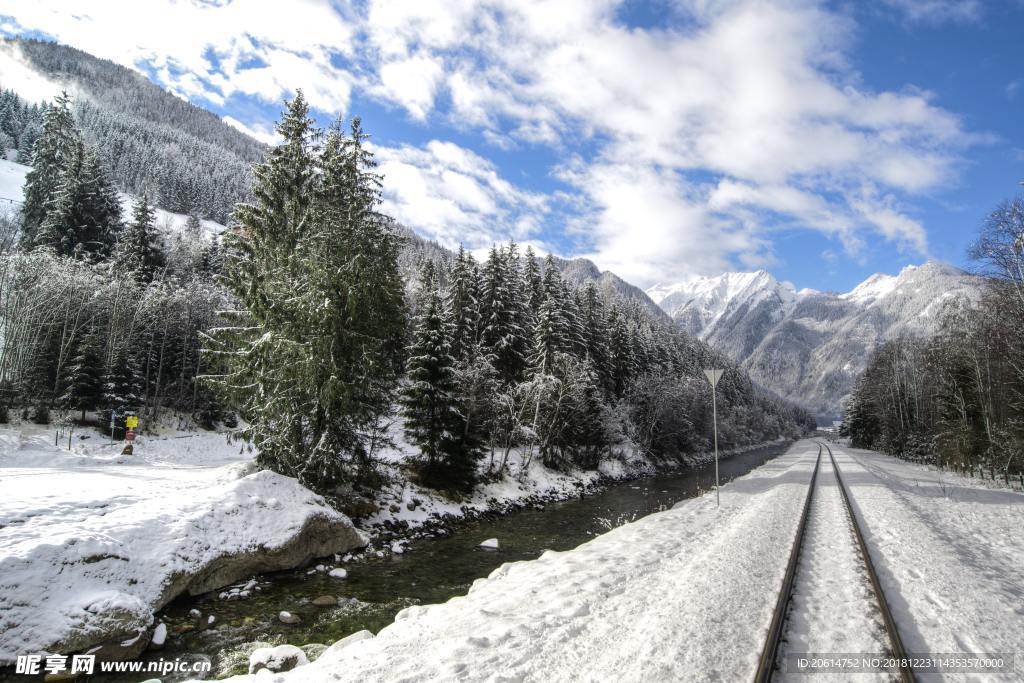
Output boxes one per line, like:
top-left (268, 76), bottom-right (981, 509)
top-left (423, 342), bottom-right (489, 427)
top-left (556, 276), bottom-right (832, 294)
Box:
top-left (125, 429), bottom-right (136, 442)
top-left (703, 368), bottom-right (724, 388)
top-left (703, 368), bottom-right (725, 507)
top-left (125, 415), bottom-right (138, 429)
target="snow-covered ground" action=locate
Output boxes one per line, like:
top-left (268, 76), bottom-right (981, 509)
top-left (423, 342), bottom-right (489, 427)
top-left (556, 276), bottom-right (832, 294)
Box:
top-left (217, 441), bottom-right (823, 682)
top-left (0, 423), bottom-right (361, 663)
top-left (0, 413), bottom-right (756, 667)
top-left (214, 440), bottom-right (1024, 683)
top-left (834, 444), bottom-right (1024, 679)
top-left (0, 158), bottom-right (27, 205)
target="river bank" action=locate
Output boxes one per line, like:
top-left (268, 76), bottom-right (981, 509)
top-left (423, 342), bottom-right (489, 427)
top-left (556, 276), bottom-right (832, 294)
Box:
top-left (132, 441), bottom-right (791, 680)
top-left (0, 416), bottom-right (792, 680)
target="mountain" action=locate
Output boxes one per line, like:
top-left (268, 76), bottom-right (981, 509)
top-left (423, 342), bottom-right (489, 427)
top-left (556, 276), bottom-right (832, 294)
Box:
top-left (0, 37), bottom-right (810, 436)
top-left (647, 262), bottom-right (984, 421)
top-left (554, 256), bottom-right (672, 322)
top-left (1, 38), bottom-right (265, 222)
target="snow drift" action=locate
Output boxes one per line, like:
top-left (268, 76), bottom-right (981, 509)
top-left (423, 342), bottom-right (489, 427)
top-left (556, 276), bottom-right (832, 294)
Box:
top-left (0, 469), bottom-right (366, 663)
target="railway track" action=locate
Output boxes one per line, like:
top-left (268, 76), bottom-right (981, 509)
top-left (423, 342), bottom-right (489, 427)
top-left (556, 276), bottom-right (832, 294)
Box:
top-left (755, 442), bottom-right (914, 682)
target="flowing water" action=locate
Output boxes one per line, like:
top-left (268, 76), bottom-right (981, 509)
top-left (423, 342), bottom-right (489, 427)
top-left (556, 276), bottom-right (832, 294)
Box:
top-left (99, 443), bottom-right (789, 680)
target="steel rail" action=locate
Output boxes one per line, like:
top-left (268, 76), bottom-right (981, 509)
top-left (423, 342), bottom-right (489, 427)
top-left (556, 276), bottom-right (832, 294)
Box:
top-left (753, 443), bottom-right (823, 683)
top-left (825, 442), bottom-right (915, 683)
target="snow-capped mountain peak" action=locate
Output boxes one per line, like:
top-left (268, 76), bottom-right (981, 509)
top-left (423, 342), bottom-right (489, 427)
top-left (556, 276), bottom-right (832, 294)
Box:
top-left (840, 272), bottom-right (898, 305)
top-left (647, 261), bottom-right (983, 420)
top-left (646, 269), bottom-right (801, 339)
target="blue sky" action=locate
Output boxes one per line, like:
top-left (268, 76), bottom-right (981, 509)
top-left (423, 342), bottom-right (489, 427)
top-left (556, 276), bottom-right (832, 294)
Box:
top-left (0, 0), bottom-right (1021, 293)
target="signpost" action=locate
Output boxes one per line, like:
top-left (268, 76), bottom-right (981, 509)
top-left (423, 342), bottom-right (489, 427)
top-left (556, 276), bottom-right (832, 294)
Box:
top-left (703, 368), bottom-right (724, 507)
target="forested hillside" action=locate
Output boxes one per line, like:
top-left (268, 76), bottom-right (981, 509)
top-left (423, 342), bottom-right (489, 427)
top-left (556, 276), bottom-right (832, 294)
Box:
top-left (0, 42), bottom-right (813, 501)
top-left (1, 38), bottom-right (264, 222)
top-left (0, 89), bottom-right (812, 497)
top-left (843, 195), bottom-right (1024, 481)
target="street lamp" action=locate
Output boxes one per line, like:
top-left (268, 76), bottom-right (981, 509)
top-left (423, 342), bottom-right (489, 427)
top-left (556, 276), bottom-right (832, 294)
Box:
top-left (703, 368), bottom-right (724, 507)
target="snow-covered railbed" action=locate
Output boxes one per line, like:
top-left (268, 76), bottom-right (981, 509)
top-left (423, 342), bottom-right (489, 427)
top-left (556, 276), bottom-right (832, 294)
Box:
top-left (776, 452), bottom-right (888, 681)
top-left (834, 444), bottom-right (1024, 679)
top-left (217, 440), bottom-right (823, 682)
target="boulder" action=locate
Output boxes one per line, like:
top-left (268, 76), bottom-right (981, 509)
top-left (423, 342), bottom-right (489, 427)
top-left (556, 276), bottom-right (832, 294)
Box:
top-left (248, 644), bottom-right (309, 674)
top-left (81, 625), bottom-right (152, 663)
top-left (2, 472), bottom-right (368, 668)
top-left (181, 513), bottom-right (366, 596)
top-left (311, 595), bottom-right (337, 607)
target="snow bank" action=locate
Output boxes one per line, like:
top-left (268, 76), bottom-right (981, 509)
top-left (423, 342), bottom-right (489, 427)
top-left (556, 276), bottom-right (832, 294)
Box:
top-left (0, 426), bottom-right (366, 663)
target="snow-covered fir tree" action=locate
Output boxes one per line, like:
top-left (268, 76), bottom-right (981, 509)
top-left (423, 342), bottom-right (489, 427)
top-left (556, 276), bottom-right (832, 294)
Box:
top-left (116, 192), bottom-right (165, 282)
top-left (60, 329), bottom-right (105, 420)
top-left (20, 91), bottom-right (79, 246)
top-left (403, 274), bottom-right (481, 491)
top-left (210, 92), bottom-right (405, 492)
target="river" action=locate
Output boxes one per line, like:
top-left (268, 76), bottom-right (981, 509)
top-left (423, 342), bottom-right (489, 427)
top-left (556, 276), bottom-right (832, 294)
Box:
top-left (105, 443), bottom-right (789, 680)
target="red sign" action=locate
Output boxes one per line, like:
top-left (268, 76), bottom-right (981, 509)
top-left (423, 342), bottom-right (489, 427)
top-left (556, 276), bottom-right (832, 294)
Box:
top-left (125, 429), bottom-right (136, 442)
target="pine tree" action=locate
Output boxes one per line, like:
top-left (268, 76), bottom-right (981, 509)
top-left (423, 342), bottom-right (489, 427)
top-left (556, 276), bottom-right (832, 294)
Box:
top-left (35, 136), bottom-right (84, 256)
top-left (21, 92), bottom-right (79, 246)
top-left (76, 145), bottom-right (122, 258)
top-left (480, 244), bottom-right (530, 384)
top-left (608, 305), bottom-right (633, 397)
top-left (34, 141), bottom-right (120, 260)
top-left (402, 288), bottom-right (480, 492)
top-left (199, 236), bottom-right (223, 275)
top-left (312, 114), bottom-right (406, 470)
top-left (61, 331), bottom-right (105, 421)
top-left (210, 94), bottom-right (405, 492)
top-left (523, 246), bottom-right (543, 320)
top-left (116, 192), bottom-right (165, 282)
top-left (581, 282), bottom-right (613, 392)
top-left (185, 211), bottom-right (202, 236)
top-left (104, 345), bottom-right (142, 410)
top-left (531, 294), bottom-right (567, 376)
top-left (446, 246), bottom-right (480, 363)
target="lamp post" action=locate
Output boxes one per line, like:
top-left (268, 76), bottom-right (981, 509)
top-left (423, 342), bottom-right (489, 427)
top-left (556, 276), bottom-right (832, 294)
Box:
top-left (703, 368), bottom-right (724, 507)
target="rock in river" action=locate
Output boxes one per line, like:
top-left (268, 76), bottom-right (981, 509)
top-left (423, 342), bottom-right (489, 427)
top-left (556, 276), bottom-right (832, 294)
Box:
top-left (312, 595), bottom-right (337, 606)
top-left (248, 644), bottom-right (309, 674)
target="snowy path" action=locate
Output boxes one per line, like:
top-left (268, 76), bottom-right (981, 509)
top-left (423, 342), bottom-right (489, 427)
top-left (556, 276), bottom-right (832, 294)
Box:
top-left (776, 452), bottom-right (890, 681)
top-left (833, 444), bottom-right (1024, 680)
top-left (219, 441), bottom-right (824, 682)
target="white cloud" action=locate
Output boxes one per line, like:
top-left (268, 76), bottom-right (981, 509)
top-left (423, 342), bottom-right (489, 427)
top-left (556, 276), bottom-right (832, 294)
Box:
top-left (849, 189), bottom-right (929, 254)
top-left (2, 0), bottom-right (358, 113)
top-left (0, 42), bottom-right (67, 102)
top-left (376, 55), bottom-right (445, 120)
top-left (370, 139), bottom-right (547, 249)
top-left (881, 0), bottom-right (982, 24)
top-left (355, 0), bottom-right (976, 283)
top-left (0, 0), bottom-right (983, 285)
